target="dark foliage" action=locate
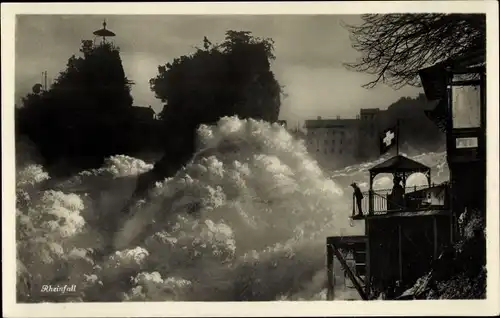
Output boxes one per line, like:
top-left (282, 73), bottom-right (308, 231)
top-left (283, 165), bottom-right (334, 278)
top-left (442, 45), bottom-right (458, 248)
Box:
top-left (133, 31), bottom-right (282, 200)
top-left (150, 31), bottom-right (280, 125)
top-left (16, 41), bottom-right (163, 177)
top-left (343, 14), bottom-right (486, 88)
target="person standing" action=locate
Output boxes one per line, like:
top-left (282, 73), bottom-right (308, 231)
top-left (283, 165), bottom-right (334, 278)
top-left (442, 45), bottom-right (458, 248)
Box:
top-left (391, 176), bottom-right (405, 210)
top-left (351, 182), bottom-right (364, 216)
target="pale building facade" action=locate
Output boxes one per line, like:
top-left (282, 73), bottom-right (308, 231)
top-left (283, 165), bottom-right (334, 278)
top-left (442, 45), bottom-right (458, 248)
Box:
top-left (304, 116), bottom-right (360, 170)
top-left (305, 108), bottom-right (384, 169)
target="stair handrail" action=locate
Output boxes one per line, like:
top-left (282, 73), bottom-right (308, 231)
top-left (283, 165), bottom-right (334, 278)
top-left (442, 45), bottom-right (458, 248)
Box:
top-left (329, 242), bottom-right (369, 300)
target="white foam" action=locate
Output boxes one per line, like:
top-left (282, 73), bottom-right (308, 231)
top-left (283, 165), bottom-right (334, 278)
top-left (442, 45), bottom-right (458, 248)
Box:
top-left (15, 116), bottom-right (449, 301)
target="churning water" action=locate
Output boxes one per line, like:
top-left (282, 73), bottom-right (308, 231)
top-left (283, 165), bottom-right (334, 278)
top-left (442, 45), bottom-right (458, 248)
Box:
top-left (15, 116), bottom-right (449, 302)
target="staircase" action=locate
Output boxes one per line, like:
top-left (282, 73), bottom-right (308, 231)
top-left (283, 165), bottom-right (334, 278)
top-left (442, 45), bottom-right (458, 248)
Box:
top-left (327, 236), bottom-right (368, 300)
top-left (345, 242), bottom-right (367, 280)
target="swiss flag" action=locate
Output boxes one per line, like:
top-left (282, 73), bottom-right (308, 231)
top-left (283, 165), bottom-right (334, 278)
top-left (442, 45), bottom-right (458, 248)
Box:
top-left (380, 126), bottom-right (397, 155)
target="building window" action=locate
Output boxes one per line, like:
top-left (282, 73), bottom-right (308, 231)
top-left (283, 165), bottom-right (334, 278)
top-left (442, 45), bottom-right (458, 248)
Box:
top-left (452, 85), bottom-right (481, 128)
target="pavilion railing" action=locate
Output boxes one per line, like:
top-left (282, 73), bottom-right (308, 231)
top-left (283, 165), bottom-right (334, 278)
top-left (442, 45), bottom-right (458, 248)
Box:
top-left (352, 183), bottom-right (449, 217)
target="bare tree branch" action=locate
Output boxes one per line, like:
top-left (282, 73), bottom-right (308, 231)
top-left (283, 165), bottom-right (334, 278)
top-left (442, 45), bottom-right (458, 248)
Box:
top-left (342, 14), bottom-right (486, 89)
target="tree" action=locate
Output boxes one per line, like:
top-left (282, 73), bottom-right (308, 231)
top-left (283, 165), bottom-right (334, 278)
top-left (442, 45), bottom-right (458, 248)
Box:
top-left (16, 41), bottom-right (137, 175)
top-left (343, 14), bottom-right (486, 89)
top-left (19, 40), bottom-right (134, 114)
top-left (150, 30), bottom-right (281, 127)
top-left (132, 31), bottom-right (282, 202)
top-left (49, 40), bottom-right (134, 111)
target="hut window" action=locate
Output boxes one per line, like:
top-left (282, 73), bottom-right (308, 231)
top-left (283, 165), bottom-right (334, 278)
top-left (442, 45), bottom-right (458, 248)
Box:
top-left (451, 85), bottom-right (481, 129)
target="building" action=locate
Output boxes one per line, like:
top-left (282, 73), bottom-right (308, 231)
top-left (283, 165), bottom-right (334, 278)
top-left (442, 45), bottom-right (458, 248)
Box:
top-left (327, 155), bottom-right (452, 300)
top-left (304, 109), bottom-right (384, 169)
top-left (418, 48), bottom-right (486, 239)
top-left (358, 108), bottom-right (383, 160)
top-left (304, 115), bottom-right (361, 169)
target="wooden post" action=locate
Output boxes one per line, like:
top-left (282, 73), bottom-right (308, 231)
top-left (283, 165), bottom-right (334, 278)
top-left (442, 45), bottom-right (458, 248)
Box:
top-left (398, 223), bottom-right (403, 282)
top-left (396, 119), bottom-right (400, 155)
top-left (352, 194), bottom-right (355, 217)
top-left (369, 173), bottom-right (374, 215)
top-left (450, 200), bottom-right (455, 244)
top-left (433, 216), bottom-right (438, 260)
top-left (447, 178), bottom-right (455, 244)
top-left (368, 190), bottom-right (373, 215)
top-left (327, 242), bottom-right (334, 300)
top-left (365, 220), bottom-right (371, 297)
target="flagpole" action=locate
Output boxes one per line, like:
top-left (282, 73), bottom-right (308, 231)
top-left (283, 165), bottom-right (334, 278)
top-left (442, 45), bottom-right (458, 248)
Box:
top-left (396, 119), bottom-right (400, 155)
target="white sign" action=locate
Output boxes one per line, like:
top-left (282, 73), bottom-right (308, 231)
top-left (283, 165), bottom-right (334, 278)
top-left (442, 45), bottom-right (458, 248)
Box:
top-left (456, 137), bottom-right (478, 149)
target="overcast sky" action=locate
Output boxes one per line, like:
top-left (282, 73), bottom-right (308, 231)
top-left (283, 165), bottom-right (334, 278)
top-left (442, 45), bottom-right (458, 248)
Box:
top-left (15, 15), bottom-right (422, 128)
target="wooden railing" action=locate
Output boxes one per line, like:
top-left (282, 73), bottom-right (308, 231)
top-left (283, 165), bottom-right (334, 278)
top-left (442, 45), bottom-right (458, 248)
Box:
top-left (352, 183), bottom-right (449, 217)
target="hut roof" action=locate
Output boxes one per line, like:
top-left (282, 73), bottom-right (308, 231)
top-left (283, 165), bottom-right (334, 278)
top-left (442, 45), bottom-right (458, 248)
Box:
top-left (369, 155), bottom-right (430, 174)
